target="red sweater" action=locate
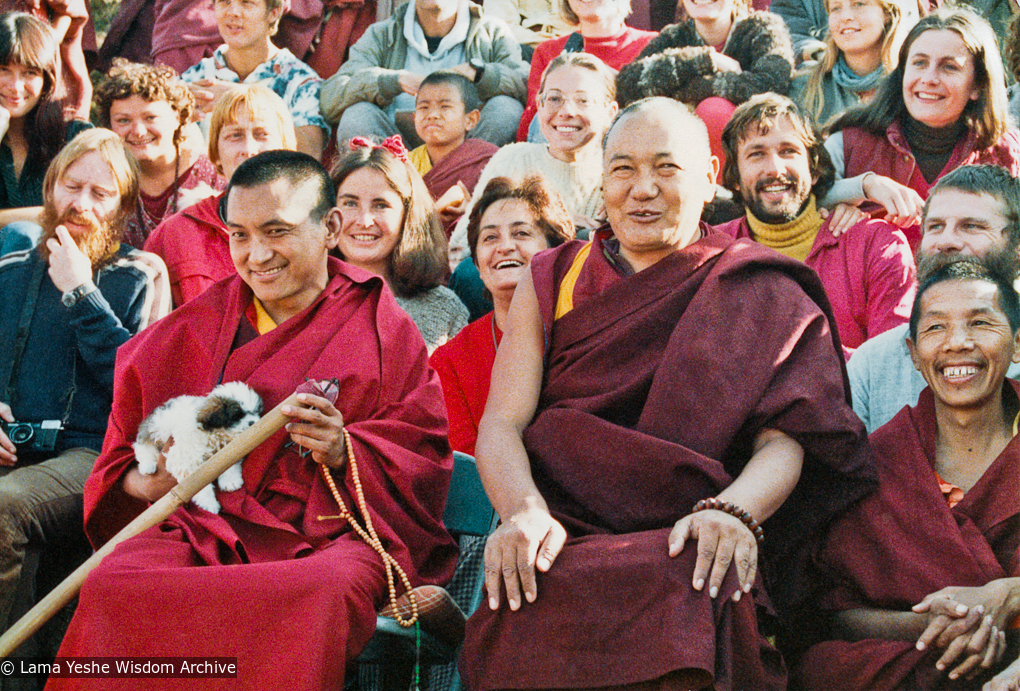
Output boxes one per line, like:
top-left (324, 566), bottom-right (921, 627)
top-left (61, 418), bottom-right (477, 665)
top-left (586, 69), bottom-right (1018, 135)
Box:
top-left (517, 27), bottom-right (657, 142)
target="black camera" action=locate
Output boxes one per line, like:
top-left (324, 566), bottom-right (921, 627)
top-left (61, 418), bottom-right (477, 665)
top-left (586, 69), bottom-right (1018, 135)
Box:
top-left (0, 420), bottom-right (61, 453)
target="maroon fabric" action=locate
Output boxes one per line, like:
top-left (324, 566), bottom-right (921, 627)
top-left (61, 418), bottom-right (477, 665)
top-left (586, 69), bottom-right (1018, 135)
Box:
top-left (144, 193), bottom-right (233, 306)
top-left (52, 258), bottom-right (457, 690)
top-left (423, 138), bottom-right (499, 202)
top-left (716, 214), bottom-right (916, 358)
top-left (429, 311), bottom-right (499, 456)
top-left (125, 155), bottom-right (225, 250)
top-left (302, 0), bottom-right (376, 80)
top-left (841, 122), bottom-right (1020, 245)
top-left (793, 382), bottom-right (1020, 691)
top-left (459, 229), bottom-right (876, 690)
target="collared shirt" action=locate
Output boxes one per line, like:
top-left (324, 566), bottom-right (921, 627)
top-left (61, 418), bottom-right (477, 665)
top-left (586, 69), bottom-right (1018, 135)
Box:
top-left (182, 47), bottom-right (329, 134)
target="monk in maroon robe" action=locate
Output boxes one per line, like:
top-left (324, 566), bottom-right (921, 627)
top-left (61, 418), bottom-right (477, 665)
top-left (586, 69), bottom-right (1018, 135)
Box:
top-left (458, 99), bottom-right (875, 691)
top-left (794, 256), bottom-right (1020, 691)
top-left (48, 151), bottom-right (457, 690)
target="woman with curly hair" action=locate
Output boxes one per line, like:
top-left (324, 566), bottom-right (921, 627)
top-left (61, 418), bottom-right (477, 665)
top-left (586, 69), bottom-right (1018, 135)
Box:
top-left (791, 0), bottom-right (912, 129)
top-left (0, 12), bottom-right (92, 253)
top-left (430, 175), bottom-right (573, 455)
top-left (614, 0), bottom-right (794, 163)
top-left (331, 136), bottom-right (468, 353)
top-left (95, 59), bottom-right (224, 248)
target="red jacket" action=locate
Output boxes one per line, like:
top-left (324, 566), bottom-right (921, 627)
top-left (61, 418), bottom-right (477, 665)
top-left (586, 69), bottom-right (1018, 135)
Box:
top-left (842, 121), bottom-right (1020, 215)
top-left (716, 214), bottom-right (916, 358)
top-left (144, 193), bottom-right (234, 307)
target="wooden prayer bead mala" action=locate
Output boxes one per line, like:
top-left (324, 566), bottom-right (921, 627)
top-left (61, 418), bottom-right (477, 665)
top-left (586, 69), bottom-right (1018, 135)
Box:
top-left (690, 497), bottom-right (765, 546)
top-left (319, 428), bottom-right (419, 628)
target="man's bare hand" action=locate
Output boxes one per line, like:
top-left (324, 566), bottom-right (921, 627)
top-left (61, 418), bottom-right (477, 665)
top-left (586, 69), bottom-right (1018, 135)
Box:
top-left (0, 402), bottom-right (16, 466)
top-left (398, 71), bottom-right (425, 96)
top-left (283, 391), bottom-right (346, 469)
top-left (483, 503), bottom-right (566, 611)
top-left (669, 509), bottom-right (757, 601)
top-left (46, 226), bottom-right (93, 293)
top-left (187, 79), bottom-right (234, 116)
top-left (124, 437), bottom-right (178, 501)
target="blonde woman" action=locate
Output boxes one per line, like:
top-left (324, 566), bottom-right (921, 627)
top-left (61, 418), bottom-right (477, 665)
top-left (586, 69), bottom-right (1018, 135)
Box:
top-left (791, 0), bottom-right (913, 129)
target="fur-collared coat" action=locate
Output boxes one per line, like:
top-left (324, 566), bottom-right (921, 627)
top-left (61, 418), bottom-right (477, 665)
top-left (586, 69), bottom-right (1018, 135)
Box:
top-left (615, 11), bottom-right (794, 107)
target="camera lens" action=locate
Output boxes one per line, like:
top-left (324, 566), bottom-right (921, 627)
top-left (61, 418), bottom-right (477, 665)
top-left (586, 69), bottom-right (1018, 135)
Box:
top-left (8, 424), bottom-right (33, 445)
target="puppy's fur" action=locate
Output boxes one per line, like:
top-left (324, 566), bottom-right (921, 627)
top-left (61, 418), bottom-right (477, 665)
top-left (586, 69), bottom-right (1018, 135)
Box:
top-left (134, 382), bottom-right (264, 514)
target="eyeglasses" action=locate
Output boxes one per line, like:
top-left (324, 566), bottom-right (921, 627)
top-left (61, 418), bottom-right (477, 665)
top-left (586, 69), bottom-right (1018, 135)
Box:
top-left (539, 92), bottom-right (600, 112)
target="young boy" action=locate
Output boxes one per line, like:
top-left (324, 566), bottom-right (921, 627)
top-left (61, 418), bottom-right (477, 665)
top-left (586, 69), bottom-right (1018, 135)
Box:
top-left (181, 0), bottom-right (329, 160)
top-left (411, 72), bottom-right (499, 229)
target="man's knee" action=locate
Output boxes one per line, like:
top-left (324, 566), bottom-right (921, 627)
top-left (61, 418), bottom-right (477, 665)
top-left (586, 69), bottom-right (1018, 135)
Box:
top-left (475, 96), bottom-right (525, 147)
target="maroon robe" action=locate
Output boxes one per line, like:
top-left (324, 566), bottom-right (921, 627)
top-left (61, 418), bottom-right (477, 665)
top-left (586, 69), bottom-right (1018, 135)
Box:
top-left (49, 258), bottom-right (458, 690)
top-left (423, 138), bottom-right (499, 202)
top-left (793, 383), bottom-right (1020, 691)
top-left (459, 228), bottom-right (876, 690)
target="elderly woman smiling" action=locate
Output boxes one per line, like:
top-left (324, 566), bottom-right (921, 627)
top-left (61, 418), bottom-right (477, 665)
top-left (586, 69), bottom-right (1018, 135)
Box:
top-left (430, 175), bottom-right (573, 455)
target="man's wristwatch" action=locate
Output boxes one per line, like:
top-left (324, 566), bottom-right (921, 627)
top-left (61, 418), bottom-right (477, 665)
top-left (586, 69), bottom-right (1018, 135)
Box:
top-left (469, 58), bottom-right (485, 84)
top-left (61, 280), bottom-right (97, 308)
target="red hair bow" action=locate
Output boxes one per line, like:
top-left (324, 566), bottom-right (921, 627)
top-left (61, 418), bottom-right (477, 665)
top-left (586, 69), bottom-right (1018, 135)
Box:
top-left (348, 134), bottom-right (409, 163)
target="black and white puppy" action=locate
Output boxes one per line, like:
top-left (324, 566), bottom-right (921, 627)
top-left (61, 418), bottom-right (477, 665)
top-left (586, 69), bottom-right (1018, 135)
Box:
top-left (134, 382), bottom-right (264, 514)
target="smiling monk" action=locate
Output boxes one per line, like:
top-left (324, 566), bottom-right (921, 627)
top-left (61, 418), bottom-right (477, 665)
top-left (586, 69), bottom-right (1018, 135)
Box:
top-left (457, 97), bottom-right (877, 691)
top-left (48, 150), bottom-right (457, 691)
top-left (794, 255), bottom-right (1020, 691)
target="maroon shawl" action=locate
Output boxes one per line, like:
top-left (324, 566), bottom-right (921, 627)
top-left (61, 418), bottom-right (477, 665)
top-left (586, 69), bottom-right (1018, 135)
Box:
top-left (423, 138), bottom-right (498, 202)
top-left (793, 383), bottom-right (1020, 691)
top-left (53, 258), bottom-right (457, 690)
top-left (459, 229), bottom-right (875, 691)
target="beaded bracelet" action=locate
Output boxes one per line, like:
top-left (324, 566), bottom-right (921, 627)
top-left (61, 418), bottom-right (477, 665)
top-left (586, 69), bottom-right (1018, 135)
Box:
top-left (690, 497), bottom-right (765, 546)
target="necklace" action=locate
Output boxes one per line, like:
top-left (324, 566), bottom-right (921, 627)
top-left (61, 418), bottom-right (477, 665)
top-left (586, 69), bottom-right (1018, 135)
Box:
top-left (318, 428), bottom-right (419, 627)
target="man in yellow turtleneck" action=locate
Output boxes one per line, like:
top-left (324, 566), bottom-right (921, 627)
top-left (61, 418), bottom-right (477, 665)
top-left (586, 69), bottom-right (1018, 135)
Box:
top-left (715, 93), bottom-right (917, 359)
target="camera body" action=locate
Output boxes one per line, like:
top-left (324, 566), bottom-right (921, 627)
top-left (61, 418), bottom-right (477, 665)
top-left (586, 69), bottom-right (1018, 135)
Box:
top-left (0, 420), bottom-right (61, 453)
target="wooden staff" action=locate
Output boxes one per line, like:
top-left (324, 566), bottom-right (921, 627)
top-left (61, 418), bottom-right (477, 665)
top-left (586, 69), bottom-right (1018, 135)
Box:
top-left (0, 392), bottom-right (301, 659)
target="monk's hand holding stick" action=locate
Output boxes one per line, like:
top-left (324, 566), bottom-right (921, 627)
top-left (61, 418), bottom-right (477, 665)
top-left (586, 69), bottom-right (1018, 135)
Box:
top-left (283, 388), bottom-right (346, 469)
top-left (483, 499), bottom-right (566, 612)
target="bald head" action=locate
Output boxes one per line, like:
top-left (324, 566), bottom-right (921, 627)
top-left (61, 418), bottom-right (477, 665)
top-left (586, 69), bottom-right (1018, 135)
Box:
top-left (602, 97), bottom-right (713, 174)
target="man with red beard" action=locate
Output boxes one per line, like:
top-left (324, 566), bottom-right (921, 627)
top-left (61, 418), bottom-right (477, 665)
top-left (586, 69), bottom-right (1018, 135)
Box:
top-left (0, 128), bottom-right (170, 636)
top-left (716, 92), bottom-right (917, 359)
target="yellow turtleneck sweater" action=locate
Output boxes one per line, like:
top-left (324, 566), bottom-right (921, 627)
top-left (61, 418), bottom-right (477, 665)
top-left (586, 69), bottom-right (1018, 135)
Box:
top-left (746, 196), bottom-right (824, 263)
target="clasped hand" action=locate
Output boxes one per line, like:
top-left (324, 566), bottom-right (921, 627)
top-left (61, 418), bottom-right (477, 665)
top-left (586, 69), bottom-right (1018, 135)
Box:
top-left (912, 582), bottom-right (1016, 681)
top-left (669, 508), bottom-right (757, 602)
top-left (282, 390), bottom-right (346, 469)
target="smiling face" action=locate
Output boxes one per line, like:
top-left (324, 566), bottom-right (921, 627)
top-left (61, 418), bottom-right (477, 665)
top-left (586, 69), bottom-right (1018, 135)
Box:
top-left (336, 167), bottom-right (405, 277)
top-left (735, 116), bottom-right (816, 224)
top-left (226, 175), bottom-right (339, 325)
top-left (217, 110), bottom-right (289, 179)
top-left (215, 0), bottom-right (279, 48)
top-left (108, 94), bottom-right (181, 165)
top-left (414, 82), bottom-right (478, 148)
top-left (908, 278), bottom-right (1020, 412)
top-left (828, 0), bottom-right (887, 59)
top-left (566, 0), bottom-right (625, 25)
top-left (902, 28), bottom-right (979, 129)
top-left (538, 64), bottom-right (617, 160)
top-left (920, 189), bottom-right (1013, 261)
top-left (474, 199), bottom-right (551, 299)
top-left (602, 104), bottom-right (717, 272)
top-left (0, 62), bottom-right (43, 120)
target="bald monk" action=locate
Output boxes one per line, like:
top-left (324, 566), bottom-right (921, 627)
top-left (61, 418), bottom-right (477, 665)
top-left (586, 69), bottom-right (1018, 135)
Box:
top-left (458, 97), bottom-right (877, 691)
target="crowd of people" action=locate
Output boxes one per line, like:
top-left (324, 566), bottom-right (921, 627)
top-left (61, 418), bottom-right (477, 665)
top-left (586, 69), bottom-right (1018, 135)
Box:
top-left (3, 0), bottom-right (1020, 687)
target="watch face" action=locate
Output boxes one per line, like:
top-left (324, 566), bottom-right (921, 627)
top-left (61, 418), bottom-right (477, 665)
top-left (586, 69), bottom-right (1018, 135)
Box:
top-left (61, 291), bottom-right (76, 308)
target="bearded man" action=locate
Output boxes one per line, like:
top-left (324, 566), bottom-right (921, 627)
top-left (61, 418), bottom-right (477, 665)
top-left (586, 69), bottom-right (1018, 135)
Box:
top-left (0, 128), bottom-right (170, 634)
top-left (716, 92), bottom-right (917, 359)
